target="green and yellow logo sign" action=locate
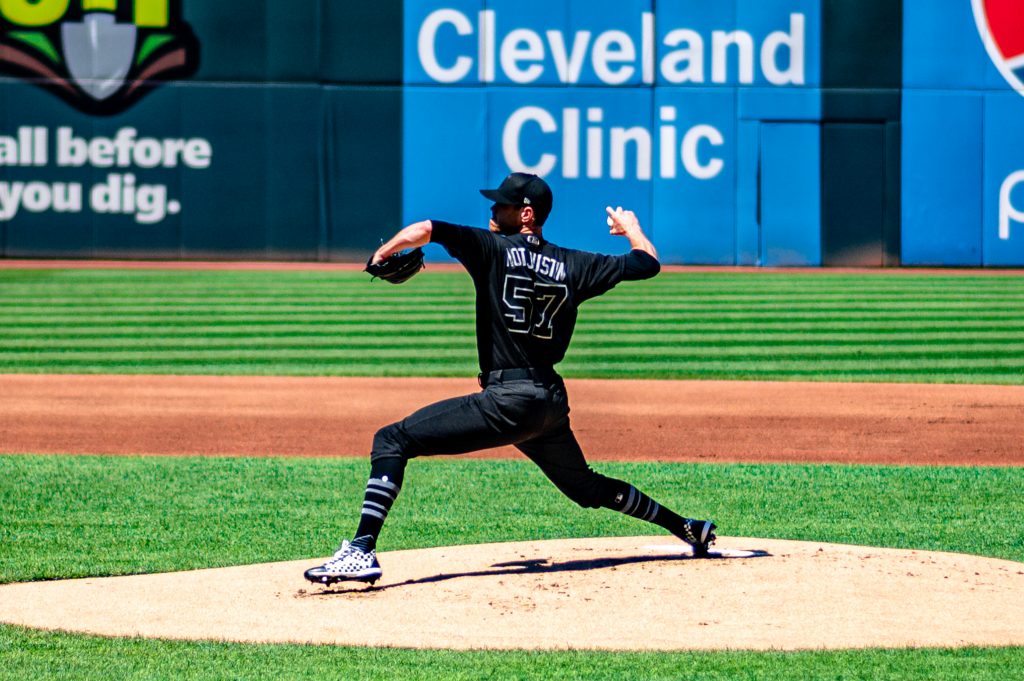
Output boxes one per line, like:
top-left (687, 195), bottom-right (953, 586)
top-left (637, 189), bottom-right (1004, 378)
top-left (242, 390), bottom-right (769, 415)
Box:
top-left (0, 0), bottom-right (199, 115)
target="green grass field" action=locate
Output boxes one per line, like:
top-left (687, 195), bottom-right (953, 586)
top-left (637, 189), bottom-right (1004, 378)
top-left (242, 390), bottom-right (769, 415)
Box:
top-left (0, 268), bottom-right (1022, 382)
top-left (1, 267), bottom-right (1022, 679)
top-left (4, 456), bottom-right (1023, 582)
top-left (1, 454), bottom-right (1023, 680)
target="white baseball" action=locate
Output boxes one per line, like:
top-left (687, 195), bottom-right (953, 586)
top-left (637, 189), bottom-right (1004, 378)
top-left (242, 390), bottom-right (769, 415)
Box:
top-left (606, 206), bottom-right (624, 227)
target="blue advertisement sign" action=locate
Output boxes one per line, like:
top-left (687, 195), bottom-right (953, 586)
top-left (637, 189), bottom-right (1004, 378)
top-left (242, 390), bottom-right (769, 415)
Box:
top-left (903, 0), bottom-right (1024, 266)
top-left (403, 0), bottom-right (823, 264)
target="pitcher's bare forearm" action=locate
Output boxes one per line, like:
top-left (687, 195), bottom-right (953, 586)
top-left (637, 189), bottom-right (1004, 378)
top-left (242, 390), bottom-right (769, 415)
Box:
top-left (624, 228), bottom-right (657, 260)
top-left (372, 220), bottom-right (433, 264)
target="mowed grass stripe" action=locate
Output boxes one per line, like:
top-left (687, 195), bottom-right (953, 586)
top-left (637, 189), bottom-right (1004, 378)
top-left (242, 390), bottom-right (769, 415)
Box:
top-left (3, 291), bottom-right (1023, 304)
top-left (3, 307), bottom-right (1023, 321)
top-left (0, 269), bottom-right (1022, 383)
top-left (2, 359), bottom-right (1020, 381)
top-left (2, 288), bottom-right (1021, 305)
top-left (6, 355), bottom-right (1024, 370)
top-left (4, 291), bottom-right (1024, 304)
top-left (3, 321), bottom-right (1023, 336)
top-left (2, 342), bottom-right (1022, 361)
top-left (7, 363), bottom-right (1016, 376)
top-left (3, 335), bottom-right (1023, 351)
top-left (1, 271), bottom-right (1019, 285)
top-left (5, 311), bottom-right (1024, 325)
top-left (4, 364), bottom-right (1015, 384)
top-left (7, 355), bottom-right (1021, 370)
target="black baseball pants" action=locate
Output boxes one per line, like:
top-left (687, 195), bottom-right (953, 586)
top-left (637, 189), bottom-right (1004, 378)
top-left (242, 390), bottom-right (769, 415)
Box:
top-left (371, 371), bottom-right (616, 508)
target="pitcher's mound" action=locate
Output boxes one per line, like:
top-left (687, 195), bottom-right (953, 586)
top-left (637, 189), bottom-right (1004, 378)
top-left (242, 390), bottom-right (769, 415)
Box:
top-left (1, 536), bottom-right (1022, 651)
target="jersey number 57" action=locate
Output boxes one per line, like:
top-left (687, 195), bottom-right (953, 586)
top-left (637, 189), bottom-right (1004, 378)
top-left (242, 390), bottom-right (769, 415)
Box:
top-left (501, 275), bottom-right (568, 340)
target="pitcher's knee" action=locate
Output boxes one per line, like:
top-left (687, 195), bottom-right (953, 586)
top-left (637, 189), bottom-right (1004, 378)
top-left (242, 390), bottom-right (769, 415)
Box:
top-left (370, 422), bottom-right (409, 462)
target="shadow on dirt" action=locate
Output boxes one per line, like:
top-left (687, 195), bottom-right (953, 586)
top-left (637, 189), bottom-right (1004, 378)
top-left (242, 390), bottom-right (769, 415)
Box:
top-left (307, 548), bottom-right (771, 596)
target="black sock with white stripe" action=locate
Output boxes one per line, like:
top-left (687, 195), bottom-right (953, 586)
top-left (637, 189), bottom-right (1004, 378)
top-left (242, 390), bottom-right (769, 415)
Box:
top-left (353, 457), bottom-right (406, 547)
top-left (607, 482), bottom-right (690, 539)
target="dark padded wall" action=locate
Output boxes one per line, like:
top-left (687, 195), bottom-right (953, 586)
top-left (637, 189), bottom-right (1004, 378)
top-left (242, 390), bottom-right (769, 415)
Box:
top-left (0, 0), bottom-right (403, 260)
top-left (821, 0), bottom-right (902, 266)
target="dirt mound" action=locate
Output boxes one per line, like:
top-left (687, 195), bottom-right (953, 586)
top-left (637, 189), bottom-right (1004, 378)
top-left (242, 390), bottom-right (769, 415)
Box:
top-left (1, 536), bottom-right (1022, 651)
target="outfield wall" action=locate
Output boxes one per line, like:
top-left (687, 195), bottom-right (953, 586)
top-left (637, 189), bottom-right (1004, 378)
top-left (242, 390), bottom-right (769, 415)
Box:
top-left (902, 0), bottom-right (1024, 267)
top-left (0, 1), bottom-right (1018, 266)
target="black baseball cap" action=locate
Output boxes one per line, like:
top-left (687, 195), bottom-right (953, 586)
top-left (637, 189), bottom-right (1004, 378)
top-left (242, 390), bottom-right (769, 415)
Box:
top-left (480, 172), bottom-right (553, 226)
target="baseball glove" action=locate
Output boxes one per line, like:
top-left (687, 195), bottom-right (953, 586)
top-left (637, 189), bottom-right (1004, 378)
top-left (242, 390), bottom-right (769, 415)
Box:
top-left (365, 247), bottom-right (425, 284)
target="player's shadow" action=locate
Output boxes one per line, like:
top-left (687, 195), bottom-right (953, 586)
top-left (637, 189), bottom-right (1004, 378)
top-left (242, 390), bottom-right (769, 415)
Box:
top-left (311, 549), bottom-right (771, 596)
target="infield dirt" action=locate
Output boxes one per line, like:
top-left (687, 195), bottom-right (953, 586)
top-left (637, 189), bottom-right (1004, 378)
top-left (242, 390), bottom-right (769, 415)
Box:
top-left (2, 374), bottom-right (1023, 465)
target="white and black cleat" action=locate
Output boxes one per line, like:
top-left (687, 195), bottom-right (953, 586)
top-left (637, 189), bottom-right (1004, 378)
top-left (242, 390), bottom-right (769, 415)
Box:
top-left (304, 536), bottom-right (382, 586)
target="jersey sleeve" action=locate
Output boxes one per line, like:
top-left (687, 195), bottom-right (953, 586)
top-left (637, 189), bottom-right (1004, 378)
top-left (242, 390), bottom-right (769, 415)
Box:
top-left (622, 249), bottom-right (661, 280)
top-left (430, 220), bottom-right (497, 273)
top-left (572, 249), bottom-right (660, 301)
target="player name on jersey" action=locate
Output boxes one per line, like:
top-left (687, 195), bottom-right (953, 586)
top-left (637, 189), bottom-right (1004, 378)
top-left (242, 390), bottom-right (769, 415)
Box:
top-left (505, 246), bottom-right (567, 281)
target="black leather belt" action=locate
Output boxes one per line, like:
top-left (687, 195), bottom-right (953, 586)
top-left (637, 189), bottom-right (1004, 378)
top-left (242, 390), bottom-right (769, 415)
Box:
top-left (478, 367), bottom-right (558, 388)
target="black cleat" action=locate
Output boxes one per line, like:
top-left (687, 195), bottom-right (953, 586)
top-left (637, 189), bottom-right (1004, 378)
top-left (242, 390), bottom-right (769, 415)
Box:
top-left (679, 519), bottom-right (717, 557)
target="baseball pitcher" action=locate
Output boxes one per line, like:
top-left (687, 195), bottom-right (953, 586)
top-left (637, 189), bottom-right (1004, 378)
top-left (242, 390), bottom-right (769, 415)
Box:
top-left (305, 172), bottom-right (716, 586)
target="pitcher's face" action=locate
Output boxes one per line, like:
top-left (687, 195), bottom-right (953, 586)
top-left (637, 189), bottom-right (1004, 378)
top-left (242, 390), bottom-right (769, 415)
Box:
top-left (489, 203), bottom-right (524, 234)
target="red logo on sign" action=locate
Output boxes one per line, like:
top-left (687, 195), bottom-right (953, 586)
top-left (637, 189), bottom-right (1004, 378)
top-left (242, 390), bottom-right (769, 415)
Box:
top-left (974, 0), bottom-right (1024, 93)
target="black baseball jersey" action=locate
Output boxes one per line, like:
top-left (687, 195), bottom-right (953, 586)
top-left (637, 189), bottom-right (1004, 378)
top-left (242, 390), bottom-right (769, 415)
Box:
top-left (430, 221), bottom-right (660, 374)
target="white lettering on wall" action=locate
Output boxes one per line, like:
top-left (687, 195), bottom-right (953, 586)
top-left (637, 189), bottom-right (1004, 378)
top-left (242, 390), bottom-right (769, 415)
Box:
top-left (502, 106), bottom-right (558, 176)
top-left (501, 28), bottom-right (545, 83)
top-left (416, 10), bottom-right (808, 87)
top-left (501, 105), bottom-right (724, 182)
top-left (999, 170), bottom-right (1024, 240)
top-left (0, 125), bottom-right (210, 224)
top-left (711, 30), bottom-right (755, 84)
top-left (762, 14), bottom-right (805, 85)
top-left (592, 30), bottom-right (636, 85)
top-left (418, 8), bottom-right (474, 83)
top-left (681, 125), bottom-right (725, 180)
top-left (56, 127), bottom-right (211, 169)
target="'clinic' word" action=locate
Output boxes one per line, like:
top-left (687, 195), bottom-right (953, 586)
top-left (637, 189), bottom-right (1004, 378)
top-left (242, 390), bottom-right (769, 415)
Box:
top-left (503, 105), bottom-right (724, 181)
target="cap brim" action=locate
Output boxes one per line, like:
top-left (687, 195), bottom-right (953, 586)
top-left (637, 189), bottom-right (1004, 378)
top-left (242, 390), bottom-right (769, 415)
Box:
top-left (480, 188), bottom-right (518, 204)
